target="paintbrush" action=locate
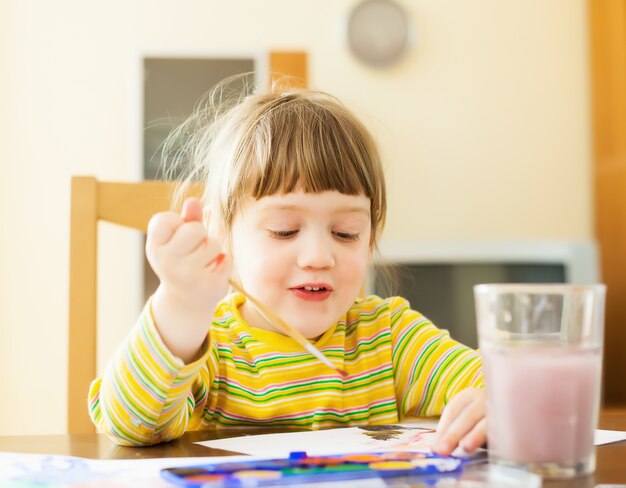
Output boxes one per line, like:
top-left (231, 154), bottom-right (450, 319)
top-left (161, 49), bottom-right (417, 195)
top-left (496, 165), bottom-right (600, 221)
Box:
top-left (228, 279), bottom-right (348, 378)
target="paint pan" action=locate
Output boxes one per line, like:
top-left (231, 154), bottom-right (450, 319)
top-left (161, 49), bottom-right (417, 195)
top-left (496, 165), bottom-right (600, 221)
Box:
top-left (161, 450), bottom-right (468, 487)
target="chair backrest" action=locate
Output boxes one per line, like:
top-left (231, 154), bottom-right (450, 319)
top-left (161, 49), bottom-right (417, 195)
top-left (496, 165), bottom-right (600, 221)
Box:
top-left (68, 176), bottom-right (202, 434)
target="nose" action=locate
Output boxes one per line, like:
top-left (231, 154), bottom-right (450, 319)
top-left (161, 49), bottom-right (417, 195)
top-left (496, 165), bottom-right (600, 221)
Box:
top-left (296, 231), bottom-right (335, 270)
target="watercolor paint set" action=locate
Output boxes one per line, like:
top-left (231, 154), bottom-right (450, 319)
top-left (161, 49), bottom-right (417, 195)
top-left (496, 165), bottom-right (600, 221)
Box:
top-left (161, 450), bottom-right (467, 487)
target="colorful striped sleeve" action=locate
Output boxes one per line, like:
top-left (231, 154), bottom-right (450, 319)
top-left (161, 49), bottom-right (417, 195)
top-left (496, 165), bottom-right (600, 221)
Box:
top-left (88, 302), bottom-right (213, 446)
top-left (388, 297), bottom-right (483, 418)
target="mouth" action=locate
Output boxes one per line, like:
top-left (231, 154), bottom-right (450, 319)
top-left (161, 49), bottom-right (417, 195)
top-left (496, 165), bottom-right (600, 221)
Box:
top-left (289, 283), bottom-right (333, 302)
top-left (291, 283), bottom-right (333, 292)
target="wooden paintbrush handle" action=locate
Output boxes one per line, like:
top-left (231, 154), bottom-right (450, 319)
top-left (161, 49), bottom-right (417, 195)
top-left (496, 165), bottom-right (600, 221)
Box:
top-left (227, 279), bottom-right (348, 377)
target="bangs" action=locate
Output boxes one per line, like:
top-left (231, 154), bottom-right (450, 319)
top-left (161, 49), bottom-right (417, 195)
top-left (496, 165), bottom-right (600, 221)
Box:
top-left (237, 94), bottom-right (380, 201)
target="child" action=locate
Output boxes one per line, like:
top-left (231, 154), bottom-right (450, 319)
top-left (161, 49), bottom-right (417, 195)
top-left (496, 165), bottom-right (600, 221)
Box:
top-left (89, 82), bottom-right (486, 456)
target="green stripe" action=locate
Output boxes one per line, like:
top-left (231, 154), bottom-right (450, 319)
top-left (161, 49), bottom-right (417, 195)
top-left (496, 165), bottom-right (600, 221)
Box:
top-left (142, 317), bottom-right (180, 372)
top-left (344, 333), bottom-right (392, 361)
top-left (126, 350), bottom-right (169, 400)
top-left (345, 303), bottom-right (389, 334)
top-left (398, 338), bottom-right (441, 412)
top-left (342, 368), bottom-right (394, 390)
top-left (418, 348), bottom-right (465, 414)
top-left (216, 346), bottom-right (318, 371)
top-left (111, 377), bottom-right (159, 425)
top-left (219, 383), bottom-right (344, 403)
top-left (216, 332), bottom-right (392, 371)
top-left (439, 354), bottom-right (480, 403)
top-left (391, 322), bottom-right (425, 373)
top-left (90, 398), bottom-right (101, 420)
top-left (209, 402), bottom-right (398, 426)
top-left (217, 367), bottom-right (394, 402)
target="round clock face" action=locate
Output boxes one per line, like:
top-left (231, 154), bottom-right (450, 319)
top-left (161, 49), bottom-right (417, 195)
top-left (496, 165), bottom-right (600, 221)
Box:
top-left (347, 0), bottom-right (411, 68)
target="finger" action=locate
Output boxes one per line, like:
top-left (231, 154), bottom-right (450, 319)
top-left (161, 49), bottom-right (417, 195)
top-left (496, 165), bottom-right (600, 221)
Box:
top-left (181, 238), bottom-right (224, 271)
top-left (181, 198), bottom-right (203, 223)
top-left (435, 390), bottom-right (474, 440)
top-left (167, 221), bottom-right (210, 256)
top-left (459, 417), bottom-right (487, 452)
top-left (146, 212), bottom-right (183, 247)
top-left (433, 398), bottom-right (485, 455)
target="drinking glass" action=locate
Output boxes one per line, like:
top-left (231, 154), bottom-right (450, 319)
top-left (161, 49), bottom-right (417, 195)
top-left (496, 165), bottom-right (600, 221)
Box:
top-left (474, 284), bottom-right (606, 478)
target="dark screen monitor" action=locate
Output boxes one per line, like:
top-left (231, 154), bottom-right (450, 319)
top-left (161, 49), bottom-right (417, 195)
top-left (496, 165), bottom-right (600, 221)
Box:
top-left (368, 241), bottom-right (599, 349)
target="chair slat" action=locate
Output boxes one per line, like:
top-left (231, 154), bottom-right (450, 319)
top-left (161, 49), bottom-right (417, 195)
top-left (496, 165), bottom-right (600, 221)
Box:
top-left (98, 181), bottom-right (175, 231)
top-left (68, 176), bottom-right (99, 434)
top-left (68, 177), bottom-right (202, 434)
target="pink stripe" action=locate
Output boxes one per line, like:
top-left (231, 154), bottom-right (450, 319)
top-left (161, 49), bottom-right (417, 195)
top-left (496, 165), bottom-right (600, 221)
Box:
top-left (215, 362), bottom-right (392, 394)
top-left (215, 373), bottom-right (340, 393)
top-left (140, 320), bottom-right (181, 374)
top-left (212, 397), bottom-right (395, 422)
top-left (117, 351), bottom-right (165, 405)
top-left (389, 300), bottom-right (411, 321)
top-left (216, 345), bottom-right (310, 365)
top-left (416, 344), bottom-right (463, 412)
top-left (401, 334), bottom-right (439, 385)
top-left (344, 329), bottom-right (389, 355)
top-left (346, 362), bottom-right (390, 379)
top-left (421, 344), bottom-right (462, 392)
top-left (468, 363), bottom-right (483, 386)
top-left (397, 333), bottom-right (439, 411)
top-left (345, 298), bottom-right (389, 327)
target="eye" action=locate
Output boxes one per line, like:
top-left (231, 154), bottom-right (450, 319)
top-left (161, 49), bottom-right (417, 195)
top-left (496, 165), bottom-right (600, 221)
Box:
top-left (268, 229), bottom-right (299, 239)
top-left (333, 231), bottom-right (360, 242)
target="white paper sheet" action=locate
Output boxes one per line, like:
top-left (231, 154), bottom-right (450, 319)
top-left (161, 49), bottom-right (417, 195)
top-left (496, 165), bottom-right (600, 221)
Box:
top-left (197, 421), bottom-right (443, 458)
top-left (595, 429), bottom-right (626, 446)
top-left (196, 423), bottom-right (626, 458)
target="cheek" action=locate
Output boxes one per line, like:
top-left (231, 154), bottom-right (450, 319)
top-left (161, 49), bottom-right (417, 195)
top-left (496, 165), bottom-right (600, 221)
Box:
top-left (235, 239), bottom-right (285, 283)
top-left (339, 246), bottom-right (370, 281)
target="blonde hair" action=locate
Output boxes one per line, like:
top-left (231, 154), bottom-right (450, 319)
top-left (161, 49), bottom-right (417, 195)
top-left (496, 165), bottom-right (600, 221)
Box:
top-left (163, 75), bottom-right (387, 246)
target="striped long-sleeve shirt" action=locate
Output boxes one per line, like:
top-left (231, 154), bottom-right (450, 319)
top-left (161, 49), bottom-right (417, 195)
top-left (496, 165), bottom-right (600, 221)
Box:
top-left (89, 293), bottom-right (483, 446)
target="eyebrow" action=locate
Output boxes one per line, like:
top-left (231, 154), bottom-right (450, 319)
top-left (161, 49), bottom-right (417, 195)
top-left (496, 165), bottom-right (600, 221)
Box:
top-left (262, 204), bottom-right (370, 216)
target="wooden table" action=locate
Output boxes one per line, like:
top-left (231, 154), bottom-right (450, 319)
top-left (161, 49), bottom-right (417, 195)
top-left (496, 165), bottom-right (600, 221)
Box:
top-left (1, 410), bottom-right (625, 486)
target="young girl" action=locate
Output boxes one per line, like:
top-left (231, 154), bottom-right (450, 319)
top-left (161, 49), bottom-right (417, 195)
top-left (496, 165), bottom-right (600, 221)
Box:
top-left (89, 82), bottom-right (486, 456)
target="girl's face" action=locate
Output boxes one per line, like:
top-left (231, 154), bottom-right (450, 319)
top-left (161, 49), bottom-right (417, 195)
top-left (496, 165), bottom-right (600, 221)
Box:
top-left (230, 190), bottom-right (372, 338)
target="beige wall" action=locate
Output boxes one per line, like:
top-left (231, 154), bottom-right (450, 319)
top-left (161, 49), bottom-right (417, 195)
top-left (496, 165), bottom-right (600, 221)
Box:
top-left (0, 0), bottom-right (591, 434)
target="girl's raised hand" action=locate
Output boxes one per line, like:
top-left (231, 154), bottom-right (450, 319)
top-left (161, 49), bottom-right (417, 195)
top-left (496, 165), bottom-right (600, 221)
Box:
top-left (432, 387), bottom-right (486, 456)
top-left (146, 198), bottom-right (230, 363)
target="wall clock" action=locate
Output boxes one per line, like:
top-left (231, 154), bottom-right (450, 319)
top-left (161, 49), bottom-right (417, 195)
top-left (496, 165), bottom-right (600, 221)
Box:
top-left (347, 0), bottom-right (412, 68)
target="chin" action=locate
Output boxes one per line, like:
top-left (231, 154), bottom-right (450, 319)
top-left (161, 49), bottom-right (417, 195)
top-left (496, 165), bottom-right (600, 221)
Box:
top-left (300, 320), bottom-right (337, 339)
top-left (286, 305), bottom-right (345, 338)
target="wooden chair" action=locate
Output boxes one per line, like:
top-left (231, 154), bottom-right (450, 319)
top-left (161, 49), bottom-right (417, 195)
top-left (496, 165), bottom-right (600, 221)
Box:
top-left (68, 176), bottom-right (202, 434)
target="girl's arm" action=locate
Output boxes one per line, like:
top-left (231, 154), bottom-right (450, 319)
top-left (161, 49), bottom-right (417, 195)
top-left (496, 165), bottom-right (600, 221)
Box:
top-left (88, 303), bottom-right (215, 446)
top-left (389, 296), bottom-right (483, 419)
top-left (88, 198), bottom-right (229, 445)
top-left (388, 297), bottom-right (485, 453)
top-left (147, 198), bottom-right (230, 363)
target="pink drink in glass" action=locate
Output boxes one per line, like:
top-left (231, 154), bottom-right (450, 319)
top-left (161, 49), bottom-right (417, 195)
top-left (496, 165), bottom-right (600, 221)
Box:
top-left (482, 344), bottom-right (601, 476)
